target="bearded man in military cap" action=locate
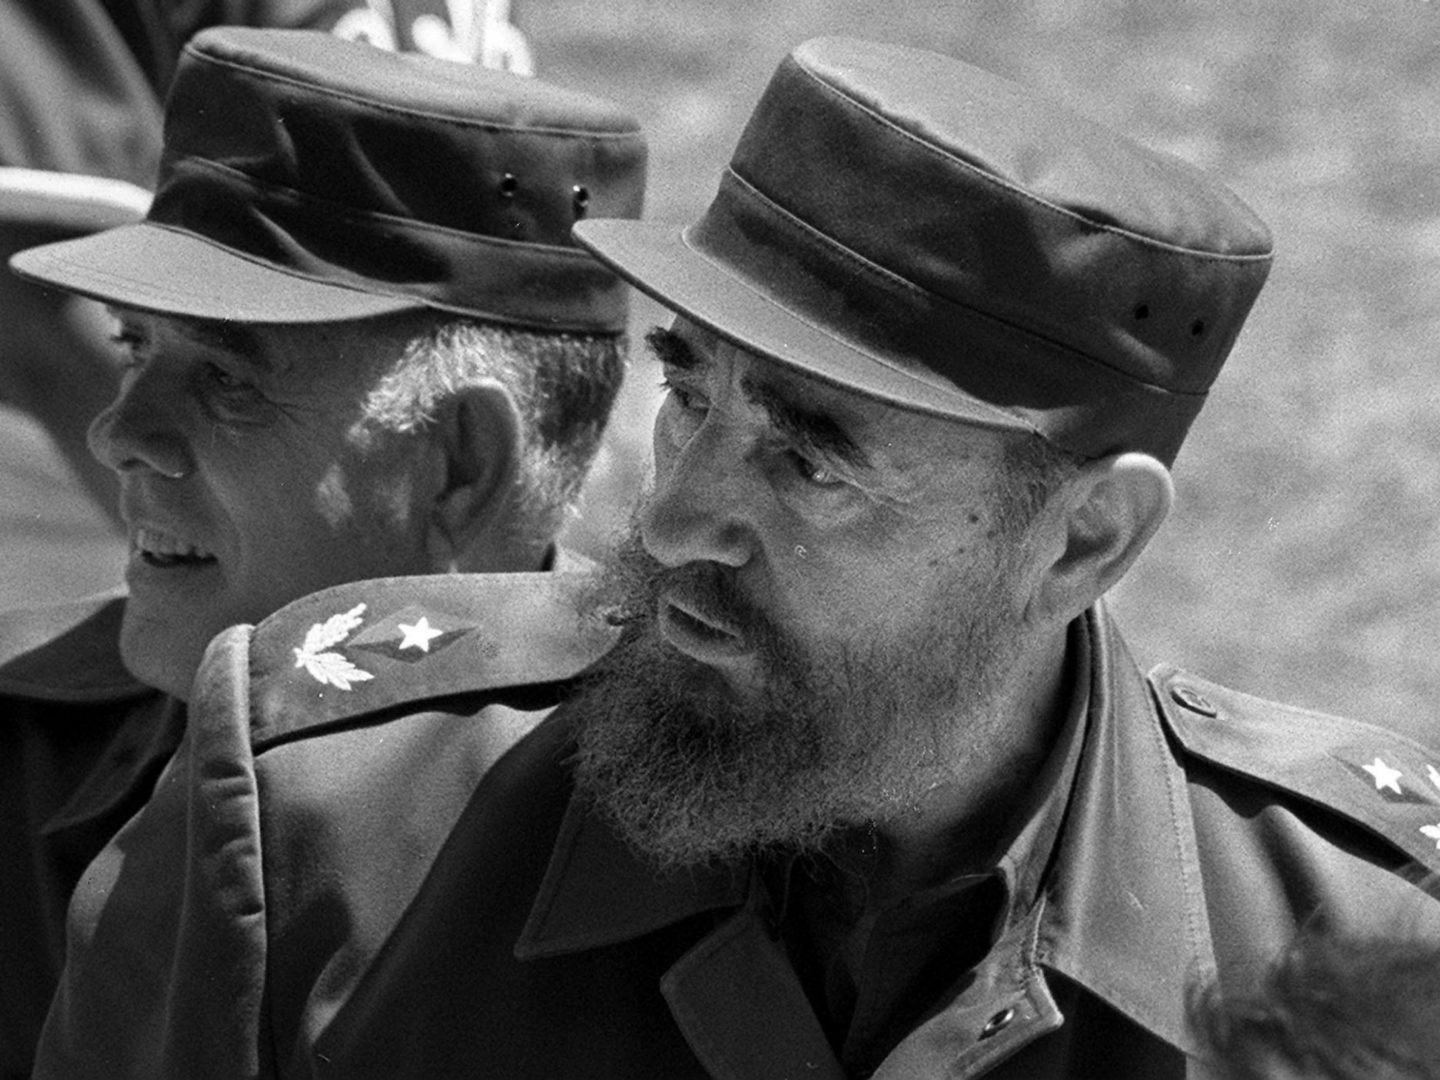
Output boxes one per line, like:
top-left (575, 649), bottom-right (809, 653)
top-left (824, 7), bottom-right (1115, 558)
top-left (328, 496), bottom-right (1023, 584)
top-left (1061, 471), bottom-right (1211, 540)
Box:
top-left (34, 36), bottom-right (1440, 1080)
top-left (1, 26), bottom-right (643, 1079)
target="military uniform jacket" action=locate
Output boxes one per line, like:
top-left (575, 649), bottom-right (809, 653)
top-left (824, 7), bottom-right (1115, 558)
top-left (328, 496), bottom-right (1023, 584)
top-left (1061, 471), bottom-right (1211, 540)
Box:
top-left (0, 596), bottom-right (180, 1080)
top-left (34, 598), bottom-right (1440, 1079)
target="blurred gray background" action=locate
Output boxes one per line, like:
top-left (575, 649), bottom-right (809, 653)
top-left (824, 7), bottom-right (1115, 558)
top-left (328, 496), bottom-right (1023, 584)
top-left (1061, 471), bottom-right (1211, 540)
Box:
top-left (543, 0), bottom-right (1440, 726)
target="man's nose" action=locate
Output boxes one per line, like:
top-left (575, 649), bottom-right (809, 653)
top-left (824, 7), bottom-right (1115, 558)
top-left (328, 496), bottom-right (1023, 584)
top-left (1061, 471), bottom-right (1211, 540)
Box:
top-left (640, 416), bottom-right (760, 570)
top-left (88, 368), bottom-right (192, 481)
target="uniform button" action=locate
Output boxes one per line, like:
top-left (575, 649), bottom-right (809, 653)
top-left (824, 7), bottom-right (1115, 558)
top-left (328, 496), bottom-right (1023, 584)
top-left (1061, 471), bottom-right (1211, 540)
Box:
top-left (979, 1007), bottom-right (1015, 1040)
top-left (1171, 685), bottom-right (1217, 717)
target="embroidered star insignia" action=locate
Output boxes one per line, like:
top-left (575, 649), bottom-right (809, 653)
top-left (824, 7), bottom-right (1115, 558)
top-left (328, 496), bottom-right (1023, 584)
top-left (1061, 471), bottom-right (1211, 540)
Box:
top-left (1428, 764), bottom-right (1440, 794)
top-left (396, 616), bottom-right (444, 653)
top-left (1361, 757), bottom-right (1404, 795)
top-left (1421, 823), bottom-right (1440, 850)
top-left (348, 605), bottom-right (475, 663)
top-left (293, 603), bottom-right (374, 690)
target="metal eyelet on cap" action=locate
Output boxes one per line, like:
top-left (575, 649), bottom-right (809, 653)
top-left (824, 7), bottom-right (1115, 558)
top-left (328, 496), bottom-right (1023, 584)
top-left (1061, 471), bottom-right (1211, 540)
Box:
top-left (979, 1006), bottom-right (1015, 1040)
top-left (572, 184), bottom-right (590, 218)
top-left (1171, 685), bottom-right (1218, 717)
top-left (499, 173), bottom-right (518, 199)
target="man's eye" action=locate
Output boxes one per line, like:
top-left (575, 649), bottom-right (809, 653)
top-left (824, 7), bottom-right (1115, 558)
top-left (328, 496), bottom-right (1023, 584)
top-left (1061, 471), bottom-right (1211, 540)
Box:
top-left (791, 450), bottom-right (844, 488)
top-left (206, 363), bottom-right (249, 391)
top-left (109, 330), bottom-right (143, 372)
top-left (660, 378), bottom-right (706, 413)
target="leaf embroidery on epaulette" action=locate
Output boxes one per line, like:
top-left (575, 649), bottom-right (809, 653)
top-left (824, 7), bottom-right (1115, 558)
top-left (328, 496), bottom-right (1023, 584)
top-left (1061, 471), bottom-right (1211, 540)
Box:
top-left (294, 603), bottom-right (374, 690)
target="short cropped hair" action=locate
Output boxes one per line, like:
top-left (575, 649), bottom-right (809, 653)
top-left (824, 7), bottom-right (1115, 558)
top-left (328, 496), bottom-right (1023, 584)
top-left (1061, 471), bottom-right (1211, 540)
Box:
top-left (362, 315), bottom-right (626, 543)
top-left (991, 430), bottom-right (1086, 538)
top-left (1188, 929), bottom-right (1440, 1080)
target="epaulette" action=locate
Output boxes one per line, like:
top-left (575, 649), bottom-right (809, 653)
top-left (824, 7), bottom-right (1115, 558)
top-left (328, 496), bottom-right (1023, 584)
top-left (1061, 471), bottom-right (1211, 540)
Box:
top-left (244, 570), bottom-right (619, 745)
top-left (1151, 663), bottom-right (1440, 877)
top-left (0, 590), bottom-right (151, 703)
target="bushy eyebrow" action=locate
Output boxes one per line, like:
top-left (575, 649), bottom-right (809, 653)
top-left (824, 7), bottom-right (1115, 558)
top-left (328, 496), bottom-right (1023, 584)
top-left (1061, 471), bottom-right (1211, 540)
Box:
top-left (645, 325), bottom-right (870, 471)
top-left (177, 318), bottom-right (270, 370)
top-left (111, 308), bottom-right (273, 372)
top-left (645, 325), bottom-right (701, 370)
top-left (739, 375), bottom-right (870, 470)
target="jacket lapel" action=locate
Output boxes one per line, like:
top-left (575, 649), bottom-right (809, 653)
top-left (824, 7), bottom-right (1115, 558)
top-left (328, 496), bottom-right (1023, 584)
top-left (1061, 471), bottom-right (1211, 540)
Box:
top-left (516, 791), bottom-right (844, 1078)
top-left (515, 794), bottom-right (746, 956)
top-left (661, 901), bottom-right (845, 1080)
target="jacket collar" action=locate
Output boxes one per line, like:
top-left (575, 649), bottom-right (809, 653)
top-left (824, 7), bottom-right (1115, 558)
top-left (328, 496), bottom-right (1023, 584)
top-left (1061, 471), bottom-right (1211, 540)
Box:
top-left (40, 693), bottom-right (186, 844)
top-left (515, 603), bottom-right (1214, 1063)
top-left (516, 792), bottom-right (746, 958)
top-left (0, 591), bottom-right (149, 703)
top-left (1035, 602), bottom-right (1215, 1057)
top-left (245, 568), bottom-right (618, 745)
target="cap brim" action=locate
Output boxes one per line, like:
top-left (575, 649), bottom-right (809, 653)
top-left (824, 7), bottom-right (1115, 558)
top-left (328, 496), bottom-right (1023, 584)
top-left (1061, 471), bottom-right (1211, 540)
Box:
top-left (9, 222), bottom-right (422, 323)
top-left (573, 218), bottom-right (1029, 431)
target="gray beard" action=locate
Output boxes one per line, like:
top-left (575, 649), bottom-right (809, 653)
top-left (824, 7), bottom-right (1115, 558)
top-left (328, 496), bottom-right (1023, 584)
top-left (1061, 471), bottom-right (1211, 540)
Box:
top-left (570, 529), bottom-right (1026, 870)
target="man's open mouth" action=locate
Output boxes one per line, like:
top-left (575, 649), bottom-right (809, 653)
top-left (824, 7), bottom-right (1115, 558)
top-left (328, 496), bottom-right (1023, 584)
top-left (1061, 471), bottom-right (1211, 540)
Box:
top-left (665, 599), bottom-right (740, 643)
top-left (134, 527), bottom-right (218, 568)
top-left (656, 591), bottom-right (754, 666)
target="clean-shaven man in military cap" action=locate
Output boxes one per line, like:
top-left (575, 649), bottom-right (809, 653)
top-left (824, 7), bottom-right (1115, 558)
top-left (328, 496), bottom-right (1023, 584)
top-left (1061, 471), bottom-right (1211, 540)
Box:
top-left (2, 25), bottom-right (643, 1079)
top-left (34, 36), bottom-right (1440, 1080)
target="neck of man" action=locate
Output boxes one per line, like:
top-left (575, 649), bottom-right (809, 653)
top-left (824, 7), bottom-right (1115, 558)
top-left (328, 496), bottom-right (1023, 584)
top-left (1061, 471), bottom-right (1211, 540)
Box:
top-left (862, 622), bottom-right (1073, 903)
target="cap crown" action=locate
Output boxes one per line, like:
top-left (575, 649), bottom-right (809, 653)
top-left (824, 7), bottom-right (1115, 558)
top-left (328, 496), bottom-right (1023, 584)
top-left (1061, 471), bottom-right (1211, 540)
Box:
top-left (578, 37), bottom-right (1272, 462)
top-left (744, 38), bottom-right (1270, 386)
top-left (14, 28), bottom-right (647, 331)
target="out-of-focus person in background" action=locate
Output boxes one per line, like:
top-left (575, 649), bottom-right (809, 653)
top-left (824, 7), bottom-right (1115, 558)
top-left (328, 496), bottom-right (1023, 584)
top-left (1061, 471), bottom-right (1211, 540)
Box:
top-left (1188, 926), bottom-right (1440, 1080)
top-left (0, 1), bottom-right (346, 611)
top-left (0, 25), bottom-right (642, 1080)
top-left (0, 0), bottom-right (532, 611)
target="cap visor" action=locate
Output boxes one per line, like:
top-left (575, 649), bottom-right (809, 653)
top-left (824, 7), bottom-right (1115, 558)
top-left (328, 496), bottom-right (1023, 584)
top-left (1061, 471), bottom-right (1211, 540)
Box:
top-left (574, 218), bottom-right (1029, 431)
top-left (9, 223), bottom-right (421, 323)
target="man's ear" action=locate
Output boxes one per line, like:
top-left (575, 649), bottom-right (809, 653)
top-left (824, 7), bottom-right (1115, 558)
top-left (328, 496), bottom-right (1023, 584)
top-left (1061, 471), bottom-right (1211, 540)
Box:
top-left (425, 380), bottom-right (524, 572)
top-left (1032, 452), bottom-right (1174, 622)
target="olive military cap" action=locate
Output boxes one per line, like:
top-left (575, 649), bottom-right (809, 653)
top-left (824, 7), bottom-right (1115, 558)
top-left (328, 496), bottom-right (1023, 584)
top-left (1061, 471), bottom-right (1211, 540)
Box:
top-left (12, 27), bottom-right (646, 333)
top-left (575, 37), bottom-right (1273, 463)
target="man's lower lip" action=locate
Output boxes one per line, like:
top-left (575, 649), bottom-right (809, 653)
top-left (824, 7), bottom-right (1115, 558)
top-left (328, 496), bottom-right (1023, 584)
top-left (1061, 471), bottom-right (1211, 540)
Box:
top-left (657, 604), bottom-right (750, 664)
